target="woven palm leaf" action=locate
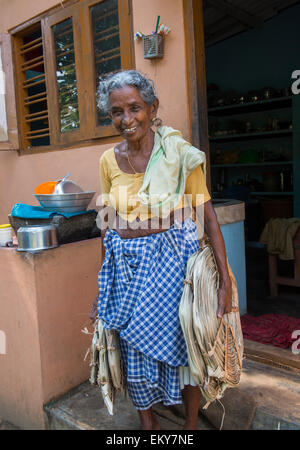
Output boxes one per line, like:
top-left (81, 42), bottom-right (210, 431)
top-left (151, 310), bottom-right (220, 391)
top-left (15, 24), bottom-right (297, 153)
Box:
top-left (88, 323), bottom-right (99, 386)
top-left (179, 260), bottom-right (206, 385)
top-left (88, 319), bottom-right (121, 415)
top-left (179, 238), bottom-right (244, 408)
top-left (88, 319), bottom-right (127, 415)
top-left (97, 319), bottom-right (115, 415)
top-left (105, 329), bottom-right (126, 393)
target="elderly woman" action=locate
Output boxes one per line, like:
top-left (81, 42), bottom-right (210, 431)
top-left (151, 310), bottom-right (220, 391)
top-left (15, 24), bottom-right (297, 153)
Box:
top-left (94, 70), bottom-right (232, 430)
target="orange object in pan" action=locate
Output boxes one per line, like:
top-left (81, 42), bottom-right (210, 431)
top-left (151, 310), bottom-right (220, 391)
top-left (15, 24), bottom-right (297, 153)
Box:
top-left (34, 181), bottom-right (58, 194)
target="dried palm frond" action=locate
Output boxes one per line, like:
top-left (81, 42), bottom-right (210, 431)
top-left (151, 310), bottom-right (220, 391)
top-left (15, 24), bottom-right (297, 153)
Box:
top-left (105, 329), bottom-right (126, 393)
top-left (87, 318), bottom-right (126, 415)
top-left (89, 322), bottom-right (99, 386)
top-left (97, 319), bottom-right (114, 415)
top-left (179, 271), bottom-right (206, 385)
top-left (179, 238), bottom-right (244, 408)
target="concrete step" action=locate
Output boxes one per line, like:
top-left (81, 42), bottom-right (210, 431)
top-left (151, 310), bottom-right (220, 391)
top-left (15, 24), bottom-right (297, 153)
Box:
top-left (44, 381), bottom-right (213, 430)
top-left (44, 358), bottom-right (300, 430)
top-left (240, 358), bottom-right (300, 430)
top-left (178, 358), bottom-right (300, 430)
top-left (0, 418), bottom-right (21, 430)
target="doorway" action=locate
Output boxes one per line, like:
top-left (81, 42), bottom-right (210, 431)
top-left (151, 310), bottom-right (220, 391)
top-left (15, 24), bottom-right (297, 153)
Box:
top-left (188, 0), bottom-right (300, 366)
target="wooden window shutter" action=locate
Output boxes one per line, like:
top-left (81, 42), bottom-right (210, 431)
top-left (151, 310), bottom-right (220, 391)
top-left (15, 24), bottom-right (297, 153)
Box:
top-left (80, 0), bottom-right (134, 139)
top-left (43, 5), bottom-right (87, 146)
top-left (12, 22), bottom-right (51, 151)
top-left (0, 33), bottom-right (19, 150)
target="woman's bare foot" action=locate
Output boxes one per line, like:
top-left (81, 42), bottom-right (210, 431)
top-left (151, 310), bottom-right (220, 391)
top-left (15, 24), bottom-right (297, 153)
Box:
top-left (138, 408), bottom-right (161, 430)
top-left (183, 418), bottom-right (198, 430)
top-left (181, 385), bottom-right (201, 431)
top-left (151, 413), bottom-right (161, 430)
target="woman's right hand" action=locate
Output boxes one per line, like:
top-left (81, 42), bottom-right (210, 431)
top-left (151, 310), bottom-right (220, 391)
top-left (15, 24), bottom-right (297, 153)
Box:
top-left (89, 297), bottom-right (98, 322)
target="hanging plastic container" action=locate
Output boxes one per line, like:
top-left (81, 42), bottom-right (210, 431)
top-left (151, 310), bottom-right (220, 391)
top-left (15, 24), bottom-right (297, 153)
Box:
top-left (142, 34), bottom-right (164, 59)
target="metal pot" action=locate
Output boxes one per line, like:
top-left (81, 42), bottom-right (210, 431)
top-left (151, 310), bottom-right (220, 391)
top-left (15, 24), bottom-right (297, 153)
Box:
top-left (17, 225), bottom-right (58, 252)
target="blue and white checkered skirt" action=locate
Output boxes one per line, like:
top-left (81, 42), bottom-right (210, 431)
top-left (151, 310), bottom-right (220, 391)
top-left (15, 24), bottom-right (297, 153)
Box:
top-left (97, 218), bottom-right (199, 409)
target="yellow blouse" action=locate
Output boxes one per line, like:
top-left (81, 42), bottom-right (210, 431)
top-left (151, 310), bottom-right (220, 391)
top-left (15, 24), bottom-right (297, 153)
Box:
top-left (99, 147), bottom-right (211, 222)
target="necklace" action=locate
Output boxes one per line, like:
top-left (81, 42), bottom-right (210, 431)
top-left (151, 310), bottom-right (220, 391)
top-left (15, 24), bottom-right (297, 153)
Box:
top-left (125, 144), bottom-right (138, 174)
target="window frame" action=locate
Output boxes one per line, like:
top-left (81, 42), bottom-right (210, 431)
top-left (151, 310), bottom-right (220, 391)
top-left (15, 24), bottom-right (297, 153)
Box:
top-left (0, 33), bottom-right (19, 151)
top-left (12, 21), bottom-right (50, 152)
top-left (9, 0), bottom-right (134, 154)
top-left (80, 0), bottom-right (134, 140)
top-left (43, 4), bottom-right (87, 146)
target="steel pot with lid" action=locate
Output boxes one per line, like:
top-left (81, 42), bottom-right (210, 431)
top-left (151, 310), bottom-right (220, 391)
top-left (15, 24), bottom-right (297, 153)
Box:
top-left (17, 224), bottom-right (58, 252)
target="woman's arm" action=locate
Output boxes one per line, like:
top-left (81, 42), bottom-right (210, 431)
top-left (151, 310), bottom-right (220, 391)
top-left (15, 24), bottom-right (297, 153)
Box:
top-left (89, 206), bottom-right (107, 322)
top-left (89, 239), bottom-right (106, 322)
top-left (199, 200), bottom-right (232, 318)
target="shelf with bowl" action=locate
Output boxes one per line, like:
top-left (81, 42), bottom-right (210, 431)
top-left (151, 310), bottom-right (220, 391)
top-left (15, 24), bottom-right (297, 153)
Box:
top-left (208, 96), bottom-right (292, 116)
top-left (250, 192), bottom-right (294, 195)
top-left (213, 191), bottom-right (294, 196)
top-left (211, 161), bottom-right (293, 168)
top-left (209, 129), bottom-right (292, 142)
top-left (208, 91), bottom-right (300, 222)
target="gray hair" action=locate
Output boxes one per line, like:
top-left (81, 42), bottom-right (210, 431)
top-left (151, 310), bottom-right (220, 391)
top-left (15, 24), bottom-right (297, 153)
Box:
top-left (97, 70), bottom-right (158, 114)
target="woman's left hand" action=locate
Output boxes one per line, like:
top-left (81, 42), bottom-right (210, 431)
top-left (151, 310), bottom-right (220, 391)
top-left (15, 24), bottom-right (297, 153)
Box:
top-left (217, 279), bottom-right (232, 318)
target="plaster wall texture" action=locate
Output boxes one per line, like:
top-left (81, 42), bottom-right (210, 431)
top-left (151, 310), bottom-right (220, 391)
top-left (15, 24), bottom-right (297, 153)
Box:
top-left (0, 247), bottom-right (45, 429)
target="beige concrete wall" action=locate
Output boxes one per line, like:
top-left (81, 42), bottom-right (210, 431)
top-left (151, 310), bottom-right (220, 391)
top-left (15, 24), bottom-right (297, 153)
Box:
top-left (0, 238), bottom-right (102, 429)
top-left (36, 238), bottom-right (102, 404)
top-left (0, 0), bottom-right (189, 224)
top-left (132, 0), bottom-right (189, 138)
top-left (0, 0), bottom-right (59, 33)
top-left (0, 247), bottom-right (45, 429)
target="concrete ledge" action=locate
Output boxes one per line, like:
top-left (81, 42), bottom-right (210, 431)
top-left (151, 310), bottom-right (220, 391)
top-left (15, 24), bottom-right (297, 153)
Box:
top-left (213, 199), bottom-right (245, 225)
top-left (242, 359), bottom-right (300, 430)
top-left (0, 418), bottom-right (21, 430)
top-left (164, 358), bottom-right (300, 430)
top-left (244, 339), bottom-right (300, 373)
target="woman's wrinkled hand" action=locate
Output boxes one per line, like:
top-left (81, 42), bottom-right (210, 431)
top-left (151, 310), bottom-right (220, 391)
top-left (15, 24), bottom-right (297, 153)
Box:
top-left (217, 279), bottom-right (232, 318)
top-left (89, 297), bottom-right (98, 323)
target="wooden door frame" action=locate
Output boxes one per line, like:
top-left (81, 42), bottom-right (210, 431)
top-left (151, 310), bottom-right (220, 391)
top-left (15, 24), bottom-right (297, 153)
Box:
top-left (183, 0), bottom-right (211, 192)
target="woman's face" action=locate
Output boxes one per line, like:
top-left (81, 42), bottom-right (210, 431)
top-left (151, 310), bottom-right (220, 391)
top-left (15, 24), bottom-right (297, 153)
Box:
top-left (109, 85), bottom-right (158, 143)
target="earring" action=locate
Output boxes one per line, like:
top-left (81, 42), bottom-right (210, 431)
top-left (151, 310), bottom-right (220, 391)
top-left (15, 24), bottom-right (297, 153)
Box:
top-left (151, 117), bottom-right (163, 127)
